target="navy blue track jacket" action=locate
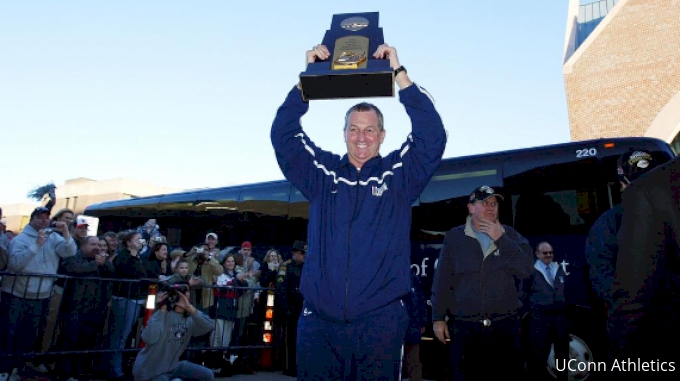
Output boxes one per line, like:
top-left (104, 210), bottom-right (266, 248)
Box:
top-left (271, 84), bottom-right (446, 322)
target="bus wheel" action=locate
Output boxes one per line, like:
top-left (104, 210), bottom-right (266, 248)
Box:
top-left (546, 333), bottom-right (594, 381)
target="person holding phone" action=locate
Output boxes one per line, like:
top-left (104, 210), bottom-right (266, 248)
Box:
top-left (183, 243), bottom-right (223, 365)
top-left (0, 206), bottom-right (76, 381)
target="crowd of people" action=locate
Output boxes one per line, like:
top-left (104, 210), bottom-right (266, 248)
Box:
top-left (0, 211), bottom-right (312, 381)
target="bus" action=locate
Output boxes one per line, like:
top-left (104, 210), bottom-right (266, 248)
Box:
top-left (85, 137), bottom-right (676, 380)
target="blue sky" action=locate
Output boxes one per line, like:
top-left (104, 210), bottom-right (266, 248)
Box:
top-left (0, 1), bottom-right (571, 206)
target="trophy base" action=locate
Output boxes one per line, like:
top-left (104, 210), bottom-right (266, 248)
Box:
top-left (299, 70), bottom-right (394, 100)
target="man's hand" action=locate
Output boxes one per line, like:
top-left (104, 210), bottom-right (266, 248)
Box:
top-left (433, 320), bottom-right (450, 344)
top-left (176, 292), bottom-right (197, 315)
top-left (189, 276), bottom-right (202, 287)
top-left (307, 44), bottom-right (330, 64)
top-left (157, 292), bottom-right (168, 311)
top-left (297, 44), bottom-right (331, 90)
top-left (95, 253), bottom-right (107, 266)
top-left (52, 220), bottom-right (71, 240)
top-left (478, 220), bottom-right (504, 241)
top-left (373, 44), bottom-right (412, 89)
top-left (373, 44), bottom-right (401, 70)
top-left (37, 229), bottom-right (48, 246)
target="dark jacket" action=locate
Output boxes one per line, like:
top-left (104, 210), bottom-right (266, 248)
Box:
top-left (405, 273), bottom-right (428, 344)
top-left (145, 254), bottom-right (173, 279)
top-left (431, 217), bottom-right (534, 321)
top-left (610, 157), bottom-right (680, 359)
top-left (112, 249), bottom-right (150, 300)
top-left (584, 204), bottom-right (622, 304)
top-left (276, 259), bottom-right (304, 317)
top-left (271, 84), bottom-right (447, 322)
top-left (522, 261), bottom-right (567, 314)
top-left (59, 250), bottom-right (116, 317)
top-left (259, 265), bottom-right (278, 289)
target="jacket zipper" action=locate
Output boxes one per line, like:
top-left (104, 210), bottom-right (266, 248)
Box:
top-left (345, 167), bottom-right (361, 322)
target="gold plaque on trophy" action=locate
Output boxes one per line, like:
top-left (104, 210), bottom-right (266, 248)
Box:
top-left (332, 36), bottom-right (369, 70)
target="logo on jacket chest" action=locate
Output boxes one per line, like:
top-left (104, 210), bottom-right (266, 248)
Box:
top-left (559, 260), bottom-right (570, 276)
top-left (371, 183), bottom-right (388, 197)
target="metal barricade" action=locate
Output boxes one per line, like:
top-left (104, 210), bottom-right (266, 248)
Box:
top-left (0, 271), bottom-right (280, 377)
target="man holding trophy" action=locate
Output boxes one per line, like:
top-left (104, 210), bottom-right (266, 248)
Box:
top-left (270, 13), bottom-right (447, 380)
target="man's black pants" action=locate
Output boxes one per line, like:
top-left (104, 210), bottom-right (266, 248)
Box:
top-left (448, 315), bottom-right (523, 381)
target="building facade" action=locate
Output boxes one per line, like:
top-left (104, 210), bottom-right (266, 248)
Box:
top-left (563, 0), bottom-right (680, 153)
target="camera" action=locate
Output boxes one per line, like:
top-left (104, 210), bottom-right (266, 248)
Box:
top-left (196, 247), bottom-right (204, 254)
top-left (154, 236), bottom-right (163, 242)
top-left (160, 283), bottom-right (190, 310)
top-left (43, 228), bottom-right (54, 234)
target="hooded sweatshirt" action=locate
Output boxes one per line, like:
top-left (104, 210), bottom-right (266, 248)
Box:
top-left (1, 223), bottom-right (76, 299)
top-left (132, 308), bottom-right (214, 381)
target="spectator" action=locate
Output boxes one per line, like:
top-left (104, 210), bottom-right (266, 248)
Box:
top-left (0, 206), bottom-right (76, 381)
top-left (132, 282), bottom-right (215, 381)
top-left (55, 236), bottom-right (115, 381)
top-left (210, 253), bottom-right (248, 375)
top-left (104, 230), bottom-right (149, 381)
top-left (145, 243), bottom-right (173, 281)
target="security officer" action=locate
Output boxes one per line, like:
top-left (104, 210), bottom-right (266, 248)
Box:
top-left (584, 149), bottom-right (657, 366)
top-left (276, 240), bottom-right (306, 377)
top-left (431, 186), bottom-right (534, 380)
top-left (585, 149), bottom-right (657, 307)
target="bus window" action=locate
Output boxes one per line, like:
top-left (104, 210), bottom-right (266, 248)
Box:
top-left (239, 182), bottom-right (290, 216)
top-left (288, 186), bottom-right (310, 246)
top-left (289, 186), bottom-right (309, 219)
top-left (504, 156), bottom-right (603, 240)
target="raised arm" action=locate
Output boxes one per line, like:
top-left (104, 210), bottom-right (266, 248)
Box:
top-left (375, 45), bottom-right (447, 202)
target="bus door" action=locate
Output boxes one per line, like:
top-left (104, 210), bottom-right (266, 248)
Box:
top-left (502, 147), bottom-right (607, 306)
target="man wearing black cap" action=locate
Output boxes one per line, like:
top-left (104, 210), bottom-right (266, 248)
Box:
top-left (276, 240), bottom-right (306, 377)
top-left (0, 206), bottom-right (76, 381)
top-left (585, 149), bottom-right (658, 308)
top-left (431, 186), bottom-right (533, 380)
top-left (608, 156), bottom-right (679, 376)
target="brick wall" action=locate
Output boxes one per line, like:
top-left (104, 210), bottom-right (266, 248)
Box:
top-left (564, 0), bottom-right (680, 141)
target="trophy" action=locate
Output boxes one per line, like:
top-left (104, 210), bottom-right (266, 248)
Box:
top-left (299, 12), bottom-right (394, 101)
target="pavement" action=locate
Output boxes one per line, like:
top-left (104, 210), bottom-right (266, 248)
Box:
top-left (17, 370), bottom-right (430, 380)
top-left (217, 372), bottom-right (431, 381)
top-left (217, 371), bottom-right (295, 381)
